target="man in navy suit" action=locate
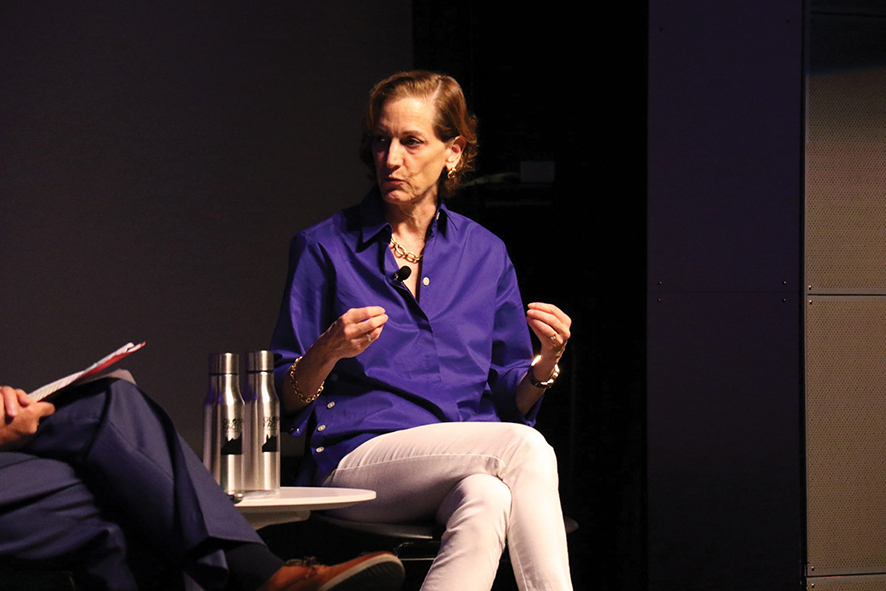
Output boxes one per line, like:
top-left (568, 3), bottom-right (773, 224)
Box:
top-left (0, 378), bottom-right (403, 591)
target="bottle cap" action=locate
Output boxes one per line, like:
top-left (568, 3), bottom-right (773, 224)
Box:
top-left (245, 350), bottom-right (275, 372)
top-left (209, 352), bottom-right (239, 375)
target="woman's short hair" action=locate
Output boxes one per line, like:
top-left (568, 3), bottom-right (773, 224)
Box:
top-left (360, 70), bottom-right (478, 199)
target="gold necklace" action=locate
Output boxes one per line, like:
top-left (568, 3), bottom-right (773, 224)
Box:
top-left (390, 236), bottom-right (423, 263)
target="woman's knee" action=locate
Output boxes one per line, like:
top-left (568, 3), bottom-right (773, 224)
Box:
top-left (503, 424), bottom-right (559, 481)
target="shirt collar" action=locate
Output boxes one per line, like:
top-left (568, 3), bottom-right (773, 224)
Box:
top-left (356, 187), bottom-right (455, 249)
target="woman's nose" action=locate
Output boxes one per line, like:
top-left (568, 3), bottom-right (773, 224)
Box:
top-left (385, 142), bottom-right (403, 168)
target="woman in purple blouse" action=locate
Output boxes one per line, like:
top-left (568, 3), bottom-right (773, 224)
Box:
top-left (271, 71), bottom-right (573, 591)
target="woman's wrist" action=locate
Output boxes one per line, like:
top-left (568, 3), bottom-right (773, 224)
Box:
top-left (287, 342), bottom-right (340, 407)
top-left (527, 354), bottom-right (561, 389)
top-left (289, 357), bottom-right (324, 404)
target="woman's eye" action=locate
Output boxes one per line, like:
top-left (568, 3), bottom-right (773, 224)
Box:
top-left (373, 135), bottom-right (390, 146)
top-left (404, 137), bottom-right (422, 147)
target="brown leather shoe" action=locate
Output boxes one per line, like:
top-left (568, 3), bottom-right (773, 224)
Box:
top-left (258, 551), bottom-right (405, 591)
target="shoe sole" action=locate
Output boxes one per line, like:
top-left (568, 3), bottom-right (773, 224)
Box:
top-left (319, 554), bottom-right (406, 591)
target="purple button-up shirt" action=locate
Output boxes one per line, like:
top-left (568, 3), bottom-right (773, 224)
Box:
top-left (270, 189), bottom-right (540, 485)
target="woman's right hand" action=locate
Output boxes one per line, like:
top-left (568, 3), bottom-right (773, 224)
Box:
top-left (281, 306), bottom-right (387, 412)
top-left (315, 306), bottom-right (388, 362)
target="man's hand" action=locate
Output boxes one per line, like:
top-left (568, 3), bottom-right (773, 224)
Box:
top-left (0, 385), bottom-right (55, 451)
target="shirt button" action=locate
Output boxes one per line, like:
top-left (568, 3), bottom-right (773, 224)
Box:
top-left (327, 401), bottom-right (336, 409)
top-left (315, 446), bottom-right (325, 453)
top-left (423, 277), bottom-right (430, 286)
top-left (317, 425), bottom-right (326, 431)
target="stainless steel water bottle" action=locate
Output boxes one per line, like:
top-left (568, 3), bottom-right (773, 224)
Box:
top-left (204, 352), bottom-right (244, 494)
top-left (243, 350), bottom-right (281, 494)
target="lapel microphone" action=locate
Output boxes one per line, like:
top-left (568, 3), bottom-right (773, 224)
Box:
top-left (394, 266), bottom-right (412, 282)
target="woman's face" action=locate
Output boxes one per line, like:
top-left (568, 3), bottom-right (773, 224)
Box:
top-left (371, 96), bottom-right (463, 208)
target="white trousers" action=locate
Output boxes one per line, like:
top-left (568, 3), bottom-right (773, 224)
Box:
top-left (322, 422), bottom-right (573, 591)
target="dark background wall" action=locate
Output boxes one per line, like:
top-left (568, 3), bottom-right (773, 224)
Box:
top-left (647, 1), bottom-right (804, 589)
top-left (0, 1), bottom-right (412, 447)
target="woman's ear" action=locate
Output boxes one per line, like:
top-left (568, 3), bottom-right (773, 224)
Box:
top-left (447, 136), bottom-right (467, 168)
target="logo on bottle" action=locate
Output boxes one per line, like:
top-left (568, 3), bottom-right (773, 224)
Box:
top-left (221, 418), bottom-right (242, 455)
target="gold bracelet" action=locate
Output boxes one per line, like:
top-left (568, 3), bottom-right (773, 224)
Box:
top-left (289, 356), bottom-right (324, 404)
top-left (527, 354), bottom-right (560, 389)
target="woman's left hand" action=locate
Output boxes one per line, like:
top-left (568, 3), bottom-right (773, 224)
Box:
top-left (526, 302), bottom-right (571, 360)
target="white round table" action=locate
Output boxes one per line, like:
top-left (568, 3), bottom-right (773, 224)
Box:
top-left (235, 487), bottom-right (376, 529)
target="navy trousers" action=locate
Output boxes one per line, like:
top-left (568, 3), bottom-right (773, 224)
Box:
top-left (0, 378), bottom-right (263, 590)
